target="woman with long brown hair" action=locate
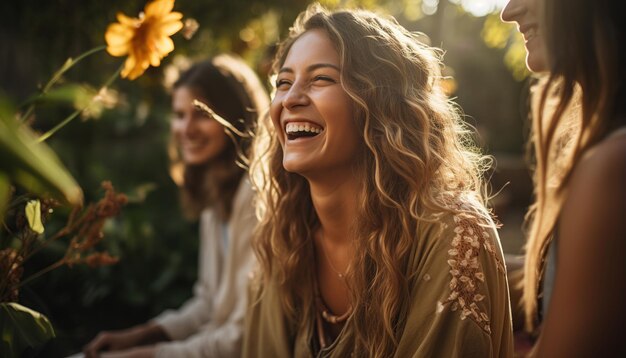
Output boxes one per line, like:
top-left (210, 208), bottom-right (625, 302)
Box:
top-left (502, 0), bottom-right (626, 355)
top-left (244, 5), bottom-right (514, 357)
top-left (84, 54), bottom-right (268, 358)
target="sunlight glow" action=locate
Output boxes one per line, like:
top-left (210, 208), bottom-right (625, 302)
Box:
top-left (422, 0), bottom-right (439, 15)
top-left (452, 0), bottom-right (509, 17)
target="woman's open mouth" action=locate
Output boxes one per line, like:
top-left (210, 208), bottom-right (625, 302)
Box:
top-left (285, 122), bottom-right (323, 140)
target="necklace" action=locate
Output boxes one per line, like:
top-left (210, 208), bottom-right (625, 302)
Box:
top-left (312, 259), bottom-right (353, 351)
top-left (316, 295), bottom-right (353, 324)
top-left (317, 231), bottom-right (349, 279)
top-left (312, 235), bottom-right (353, 351)
top-left (313, 260), bottom-right (353, 324)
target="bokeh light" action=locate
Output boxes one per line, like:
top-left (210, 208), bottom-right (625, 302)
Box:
top-left (449, 0), bottom-right (508, 17)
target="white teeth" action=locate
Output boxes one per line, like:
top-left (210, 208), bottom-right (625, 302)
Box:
top-left (525, 28), bottom-right (538, 41)
top-left (285, 122), bottom-right (322, 134)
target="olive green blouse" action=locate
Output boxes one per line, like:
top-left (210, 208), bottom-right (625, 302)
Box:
top-left (243, 210), bottom-right (514, 358)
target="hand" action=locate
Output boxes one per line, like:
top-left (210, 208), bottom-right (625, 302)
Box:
top-left (84, 323), bottom-right (169, 358)
top-left (99, 346), bottom-right (157, 358)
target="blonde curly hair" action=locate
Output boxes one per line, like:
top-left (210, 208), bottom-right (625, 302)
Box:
top-left (249, 4), bottom-right (492, 356)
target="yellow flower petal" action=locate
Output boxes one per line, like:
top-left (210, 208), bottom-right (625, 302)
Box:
top-left (163, 11), bottom-right (183, 22)
top-left (145, 0), bottom-right (174, 18)
top-left (130, 62), bottom-right (150, 80)
top-left (107, 0), bottom-right (181, 80)
top-left (105, 24), bottom-right (134, 48)
top-left (149, 51), bottom-right (161, 67)
top-left (154, 36), bottom-right (174, 55)
top-left (106, 23), bottom-right (134, 37)
top-left (25, 200), bottom-right (44, 234)
top-left (121, 55), bottom-right (137, 79)
top-left (126, 52), bottom-right (151, 80)
top-left (116, 12), bottom-right (140, 27)
top-left (159, 19), bottom-right (183, 36)
top-left (107, 44), bottom-right (130, 57)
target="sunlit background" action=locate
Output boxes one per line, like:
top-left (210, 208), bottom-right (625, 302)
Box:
top-left (0, 0), bottom-right (531, 355)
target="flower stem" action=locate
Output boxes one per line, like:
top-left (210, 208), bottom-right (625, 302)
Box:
top-left (20, 45), bottom-right (107, 122)
top-left (43, 46), bottom-right (108, 94)
top-left (23, 225), bottom-right (73, 262)
top-left (38, 63), bottom-right (123, 142)
top-left (18, 259), bottom-right (66, 288)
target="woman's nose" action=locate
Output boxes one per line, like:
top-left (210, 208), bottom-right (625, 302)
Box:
top-left (180, 116), bottom-right (196, 136)
top-left (281, 83), bottom-right (310, 110)
top-left (501, 0), bottom-right (524, 23)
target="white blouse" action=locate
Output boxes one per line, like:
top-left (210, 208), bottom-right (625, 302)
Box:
top-left (153, 178), bottom-right (257, 357)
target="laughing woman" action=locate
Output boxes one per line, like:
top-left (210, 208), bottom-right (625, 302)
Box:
top-left (244, 5), bottom-right (514, 358)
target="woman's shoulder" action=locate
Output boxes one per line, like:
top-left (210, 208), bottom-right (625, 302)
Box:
top-left (401, 197), bottom-right (511, 344)
top-left (566, 128), bottom-right (626, 215)
top-left (418, 198), bottom-right (503, 267)
top-left (559, 128), bottom-right (626, 245)
top-left (577, 128), bottom-right (626, 181)
top-left (412, 196), bottom-right (507, 291)
top-left (231, 177), bottom-right (257, 220)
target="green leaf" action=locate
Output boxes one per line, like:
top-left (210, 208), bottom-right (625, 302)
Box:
top-left (0, 92), bottom-right (17, 122)
top-left (0, 115), bottom-right (82, 206)
top-left (40, 84), bottom-right (91, 105)
top-left (0, 302), bottom-right (55, 358)
top-left (0, 173), bottom-right (9, 220)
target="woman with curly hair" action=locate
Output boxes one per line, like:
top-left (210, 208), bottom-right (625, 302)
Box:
top-left (244, 5), bottom-right (514, 357)
top-left (502, 0), bottom-right (626, 355)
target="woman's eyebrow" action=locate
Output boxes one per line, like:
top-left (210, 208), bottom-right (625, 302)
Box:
top-left (278, 63), bottom-right (341, 74)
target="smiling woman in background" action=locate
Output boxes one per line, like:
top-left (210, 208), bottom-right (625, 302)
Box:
top-left (244, 5), bottom-right (513, 358)
top-left (502, 0), bottom-right (626, 355)
top-left (84, 54), bottom-right (268, 358)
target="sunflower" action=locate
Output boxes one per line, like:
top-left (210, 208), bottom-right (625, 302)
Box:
top-left (105, 0), bottom-right (183, 80)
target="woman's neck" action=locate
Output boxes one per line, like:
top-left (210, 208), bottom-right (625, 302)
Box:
top-left (308, 175), bottom-right (360, 244)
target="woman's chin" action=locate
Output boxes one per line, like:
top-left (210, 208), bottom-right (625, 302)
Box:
top-left (525, 47), bottom-right (548, 73)
top-left (282, 161), bottom-right (308, 175)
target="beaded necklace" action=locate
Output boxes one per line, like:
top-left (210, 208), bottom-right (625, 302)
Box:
top-left (313, 263), bottom-right (353, 350)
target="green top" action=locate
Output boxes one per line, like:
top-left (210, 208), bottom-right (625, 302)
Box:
top-left (243, 210), bottom-right (514, 358)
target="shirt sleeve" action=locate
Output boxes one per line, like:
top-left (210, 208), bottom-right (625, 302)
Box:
top-left (396, 212), bottom-right (514, 358)
top-left (154, 179), bottom-right (258, 357)
top-left (153, 277), bottom-right (249, 358)
top-left (152, 210), bottom-right (215, 341)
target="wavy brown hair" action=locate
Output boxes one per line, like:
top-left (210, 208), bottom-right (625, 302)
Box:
top-left (523, 0), bottom-right (626, 331)
top-left (169, 54), bottom-right (269, 220)
top-left (250, 4), bottom-right (492, 357)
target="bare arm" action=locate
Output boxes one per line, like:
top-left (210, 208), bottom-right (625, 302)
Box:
top-left (535, 136), bottom-right (626, 357)
top-left (84, 322), bottom-right (170, 357)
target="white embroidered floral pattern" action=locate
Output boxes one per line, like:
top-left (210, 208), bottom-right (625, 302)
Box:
top-left (440, 213), bottom-right (504, 334)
